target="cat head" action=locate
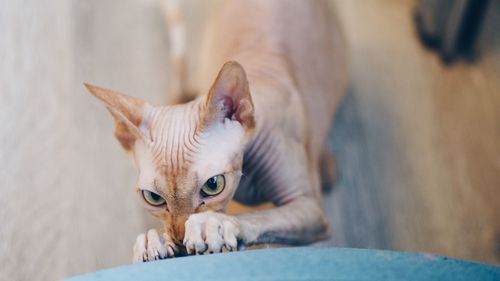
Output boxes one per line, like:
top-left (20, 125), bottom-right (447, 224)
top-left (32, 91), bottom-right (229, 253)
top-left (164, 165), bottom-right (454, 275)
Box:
top-left (86, 61), bottom-right (255, 243)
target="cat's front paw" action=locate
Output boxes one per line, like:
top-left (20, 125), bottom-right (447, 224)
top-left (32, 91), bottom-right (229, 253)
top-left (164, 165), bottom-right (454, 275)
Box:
top-left (184, 211), bottom-right (241, 255)
top-left (132, 229), bottom-right (178, 263)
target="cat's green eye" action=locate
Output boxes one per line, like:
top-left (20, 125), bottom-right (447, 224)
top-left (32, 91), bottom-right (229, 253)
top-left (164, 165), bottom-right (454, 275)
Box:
top-left (142, 190), bottom-right (166, 206)
top-left (201, 175), bottom-right (225, 196)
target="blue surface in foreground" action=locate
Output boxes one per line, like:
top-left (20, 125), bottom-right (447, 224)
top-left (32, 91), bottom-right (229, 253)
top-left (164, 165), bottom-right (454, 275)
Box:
top-left (67, 247), bottom-right (500, 281)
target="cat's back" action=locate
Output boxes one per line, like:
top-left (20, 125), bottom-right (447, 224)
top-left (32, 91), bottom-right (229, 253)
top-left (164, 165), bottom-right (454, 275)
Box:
top-left (264, 0), bottom-right (348, 149)
top-left (199, 0), bottom-right (348, 150)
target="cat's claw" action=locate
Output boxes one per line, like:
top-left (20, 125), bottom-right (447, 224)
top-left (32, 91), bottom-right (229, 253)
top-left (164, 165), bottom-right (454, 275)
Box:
top-left (132, 229), bottom-right (177, 263)
top-left (184, 211), bottom-right (241, 255)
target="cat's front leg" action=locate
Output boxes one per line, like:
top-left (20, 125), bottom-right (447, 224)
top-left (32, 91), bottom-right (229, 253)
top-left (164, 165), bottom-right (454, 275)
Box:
top-left (132, 229), bottom-right (178, 263)
top-left (183, 196), bottom-right (328, 254)
top-left (183, 211), bottom-right (241, 254)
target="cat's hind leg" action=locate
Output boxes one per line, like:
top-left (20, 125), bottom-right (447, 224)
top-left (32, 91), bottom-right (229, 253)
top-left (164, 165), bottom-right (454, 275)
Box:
top-left (320, 146), bottom-right (338, 191)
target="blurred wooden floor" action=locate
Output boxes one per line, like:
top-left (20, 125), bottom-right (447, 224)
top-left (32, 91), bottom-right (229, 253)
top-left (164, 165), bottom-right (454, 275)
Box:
top-left (320, 0), bottom-right (500, 263)
top-left (0, 0), bottom-right (499, 280)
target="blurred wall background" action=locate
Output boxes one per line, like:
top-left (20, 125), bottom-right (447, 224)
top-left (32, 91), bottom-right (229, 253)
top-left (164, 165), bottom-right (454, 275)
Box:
top-left (0, 0), bottom-right (499, 280)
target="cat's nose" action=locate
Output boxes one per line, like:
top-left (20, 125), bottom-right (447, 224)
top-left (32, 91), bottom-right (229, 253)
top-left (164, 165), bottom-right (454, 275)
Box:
top-left (166, 213), bottom-right (189, 244)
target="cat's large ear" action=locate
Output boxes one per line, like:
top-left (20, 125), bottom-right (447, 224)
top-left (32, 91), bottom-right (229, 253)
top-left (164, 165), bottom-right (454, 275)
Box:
top-left (203, 61), bottom-right (255, 131)
top-left (84, 83), bottom-right (150, 152)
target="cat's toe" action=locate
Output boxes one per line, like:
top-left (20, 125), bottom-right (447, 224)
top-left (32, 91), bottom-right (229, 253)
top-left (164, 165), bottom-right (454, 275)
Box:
top-left (184, 218), bottom-right (207, 254)
top-left (147, 229), bottom-right (167, 261)
top-left (163, 233), bottom-right (178, 258)
top-left (132, 233), bottom-right (148, 263)
top-left (184, 238), bottom-right (206, 255)
top-left (205, 217), bottom-right (224, 253)
top-left (222, 220), bottom-right (238, 251)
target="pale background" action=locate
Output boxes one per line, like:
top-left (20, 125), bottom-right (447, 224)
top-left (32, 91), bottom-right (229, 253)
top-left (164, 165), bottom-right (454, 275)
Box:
top-left (0, 0), bottom-right (499, 280)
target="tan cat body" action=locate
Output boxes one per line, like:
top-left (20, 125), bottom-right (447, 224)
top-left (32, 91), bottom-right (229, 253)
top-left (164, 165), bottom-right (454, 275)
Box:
top-left (86, 0), bottom-right (347, 261)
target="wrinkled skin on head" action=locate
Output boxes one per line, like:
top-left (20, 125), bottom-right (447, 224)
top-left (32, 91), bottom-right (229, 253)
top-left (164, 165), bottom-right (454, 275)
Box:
top-left (86, 61), bottom-right (255, 244)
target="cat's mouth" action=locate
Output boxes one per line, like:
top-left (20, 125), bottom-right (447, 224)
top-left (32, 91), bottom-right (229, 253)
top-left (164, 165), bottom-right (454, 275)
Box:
top-left (174, 243), bottom-right (189, 256)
